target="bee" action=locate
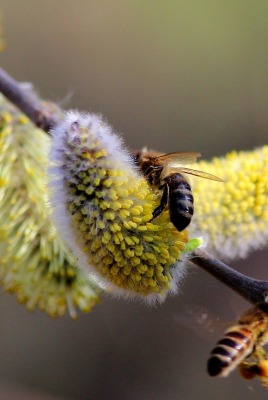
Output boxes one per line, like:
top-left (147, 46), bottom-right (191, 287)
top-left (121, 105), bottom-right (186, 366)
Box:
top-left (207, 303), bottom-right (268, 385)
top-left (133, 150), bottom-right (222, 232)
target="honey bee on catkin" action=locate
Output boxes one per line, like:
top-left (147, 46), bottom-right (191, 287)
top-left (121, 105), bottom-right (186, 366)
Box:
top-left (133, 150), bottom-right (223, 232)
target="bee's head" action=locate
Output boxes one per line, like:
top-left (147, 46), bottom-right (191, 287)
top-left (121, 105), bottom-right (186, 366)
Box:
top-left (132, 150), bottom-right (152, 174)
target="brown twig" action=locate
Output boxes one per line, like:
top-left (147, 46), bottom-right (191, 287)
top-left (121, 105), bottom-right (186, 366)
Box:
top-left (0, 67), bottom-right (59, 132)
top-left (190, 249), bottom-right (268, 305)
top-left (0, 66), bottom-right (268, 307)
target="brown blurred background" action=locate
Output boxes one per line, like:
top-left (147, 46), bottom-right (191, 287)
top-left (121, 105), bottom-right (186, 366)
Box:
top-left (1, 1), bottom-right (268, 399)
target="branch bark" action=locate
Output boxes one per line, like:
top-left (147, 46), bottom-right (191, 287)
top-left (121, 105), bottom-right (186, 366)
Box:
top-left (190, 249), bottom-right (268, 305)
top-left (0, 66), bottom-right (268, 307)
top-left (0, 67), bottom-right (58, 132)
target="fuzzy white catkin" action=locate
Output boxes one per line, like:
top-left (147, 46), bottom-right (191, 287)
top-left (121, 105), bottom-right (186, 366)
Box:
top-left (48, 111), bottom-right (192, 303)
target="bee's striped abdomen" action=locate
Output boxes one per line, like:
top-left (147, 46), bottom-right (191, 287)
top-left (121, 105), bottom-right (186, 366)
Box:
top-left (207, 327), bottom-right (254, 377)
top-left (165, 173), bottom-right (194, 231)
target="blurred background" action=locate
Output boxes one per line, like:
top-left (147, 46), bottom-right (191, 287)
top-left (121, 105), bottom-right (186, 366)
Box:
top-left (1, 1), bottom-right (268, 399)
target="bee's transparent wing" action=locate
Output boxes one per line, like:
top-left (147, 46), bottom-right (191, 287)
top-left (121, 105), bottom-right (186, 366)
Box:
top-left (153, 151), bottom-right (201, 165)
top-left (172, 167), bottom-right (223, 182)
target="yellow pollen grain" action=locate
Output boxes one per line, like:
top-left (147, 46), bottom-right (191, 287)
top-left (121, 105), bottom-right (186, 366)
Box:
top-left (125, 236), bottom-right (135, 246)
top-left (130, 205), bottom-right (143, 216)
top-left (99, 200), bottom-right (110, 210)
top-left (132, 216), bottom-right (142, 223)
top-left (102, 231), bottom-right (111, 244)
top-left (148, 278), bottom-right (156, 287)
top-left (95, 150), bottom-right (107, 159)
top-left (136, 225), bottom-right (147, 232)
top-left (107, 189), bottom-right (118, 201)
top-left (103, 178), bottom-right (113, 187)
top-left (123, 266), bottom-right (131, 275)
top-left (120, 199), bottom-right (134, 209)
top-left (143, 235), bottom-right (154, 243)
top-left (103, 211), bottom-right (116, 220)
top-left (137, 264), bottom-right (146, 273)
top-left (85, 187), bottom-right (94, 195)
top-left (97, 220), bottom-right (105, 229)
top-left (110, 201), bottom-right (122, 211)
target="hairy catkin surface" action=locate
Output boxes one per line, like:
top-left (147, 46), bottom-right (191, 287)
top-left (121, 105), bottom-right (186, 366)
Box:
top-left (48, 112), bottom-right (191, 303)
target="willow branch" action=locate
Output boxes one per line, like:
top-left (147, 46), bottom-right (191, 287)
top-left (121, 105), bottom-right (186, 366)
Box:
top-left (0, 67), bottom-right (58, 132)
top-left (0, 66), bottom-right (268, 306)
top-left (190, 249), bottom-right (268, 305)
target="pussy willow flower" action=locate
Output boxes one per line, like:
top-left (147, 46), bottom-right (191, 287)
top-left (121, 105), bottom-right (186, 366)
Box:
top-left (48, 112), bottom-right (198, 303)
top-left (0, 96), bottom-right (101, 318)
top-left (191, 146), bottom-right (268, 260)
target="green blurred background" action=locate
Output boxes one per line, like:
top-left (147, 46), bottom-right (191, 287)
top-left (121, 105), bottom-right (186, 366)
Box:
top-left (1, 1), bottom-right (268, 399)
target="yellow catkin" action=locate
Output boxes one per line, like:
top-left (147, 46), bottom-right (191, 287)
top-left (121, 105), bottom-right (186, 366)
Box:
top-left (49, 112), bottom-right (194, 302)
top-left (191, 147), bottom-right (268, 259)
top-left (0, 95), bottom-right (101, 318)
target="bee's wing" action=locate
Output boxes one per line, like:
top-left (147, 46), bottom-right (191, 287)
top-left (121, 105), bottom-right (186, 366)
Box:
top-left (153, 152), bottom-right (202, 165)
top-left (173, 167), bottom-right (223, 182)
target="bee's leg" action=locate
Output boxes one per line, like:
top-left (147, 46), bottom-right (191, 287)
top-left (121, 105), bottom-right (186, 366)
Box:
top-left (239, 361), bottom-right (260, 380)
top-left (239, 344), bottom-right (268, 381)
top-left (150, 183), bottom-right (169, 221)
top-left (144, 165), bottom-right (163, 176)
